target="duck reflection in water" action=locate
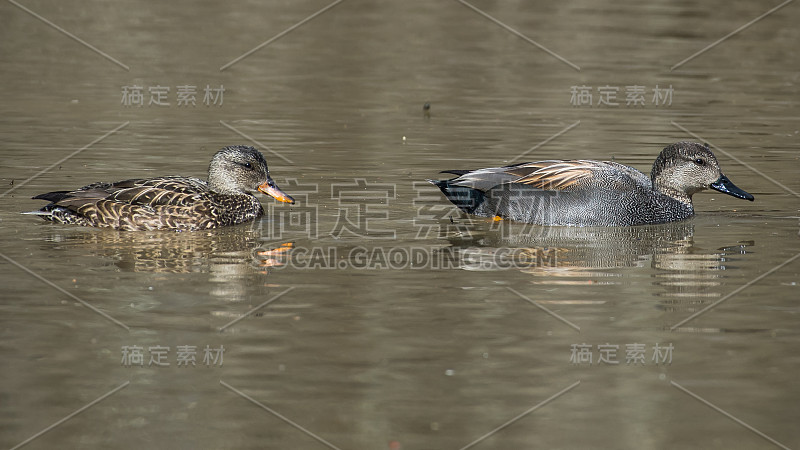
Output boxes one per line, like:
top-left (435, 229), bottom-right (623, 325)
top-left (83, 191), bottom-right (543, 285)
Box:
top-left (443, 217), bottom-right (755, 320)
top-left (40, 226), bottom-right (294, 276)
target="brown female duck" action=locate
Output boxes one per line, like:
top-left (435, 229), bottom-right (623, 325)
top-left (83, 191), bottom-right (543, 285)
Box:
top-left (28, 145), bottom-right (295, 231)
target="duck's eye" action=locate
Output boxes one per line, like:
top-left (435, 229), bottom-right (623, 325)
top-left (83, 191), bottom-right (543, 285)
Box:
top-left (694, 158), bottom-right (705, 166)
top-left (238, 161), bottom-right (253, 169)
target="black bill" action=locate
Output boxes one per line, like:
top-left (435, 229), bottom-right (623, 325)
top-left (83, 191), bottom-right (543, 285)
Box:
top-left (710, 174), bottom-right (754, 201)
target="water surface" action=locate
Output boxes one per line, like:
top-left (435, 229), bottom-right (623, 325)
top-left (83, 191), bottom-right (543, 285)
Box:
top-left (1, 0), bottom-right (799, 449)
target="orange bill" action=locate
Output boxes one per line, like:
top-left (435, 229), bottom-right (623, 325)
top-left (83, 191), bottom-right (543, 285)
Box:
top-left (258, 180), bottom-right (295, 204)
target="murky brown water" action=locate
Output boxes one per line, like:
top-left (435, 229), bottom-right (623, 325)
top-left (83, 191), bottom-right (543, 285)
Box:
top-left (1, 0), bottom-right (799, 449)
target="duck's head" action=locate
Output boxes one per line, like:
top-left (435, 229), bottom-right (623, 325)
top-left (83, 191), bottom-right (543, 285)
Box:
top-left (651, 142), bottom-right (754, 203)
top-left (208, 145), bottom-right (295, 204)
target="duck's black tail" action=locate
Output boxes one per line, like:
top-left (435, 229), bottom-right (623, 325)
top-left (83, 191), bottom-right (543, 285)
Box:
top-left (32, 191), bottom-right (71, 203)
top-left (427, 178), bottom-right (485, 214)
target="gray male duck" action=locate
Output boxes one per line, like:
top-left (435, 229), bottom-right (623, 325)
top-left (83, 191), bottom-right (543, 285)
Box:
top-left (430, 142), bottom-right (754, 226)
top-left (28, 145), bottom-right (295, 231)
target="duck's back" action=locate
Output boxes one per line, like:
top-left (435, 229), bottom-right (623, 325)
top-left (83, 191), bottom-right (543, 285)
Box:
top-left (32, 176), bottom-right (263, 231)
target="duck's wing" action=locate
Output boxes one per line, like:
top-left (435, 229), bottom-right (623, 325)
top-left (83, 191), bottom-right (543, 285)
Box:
top-left (447, 160), bottom-right (648, 192)
top-left (112, 177), bottom-right (209, 194)
top-left (35, 177), bottom-right (210, 208)
top-left (74, 197), bottom-right (214, 231)
top-left (102, 177), bottom-right (210, 207)
top-left (33, 177), bottom-right (209, 205)
top-left (32, 177), bottom-right (217, 230)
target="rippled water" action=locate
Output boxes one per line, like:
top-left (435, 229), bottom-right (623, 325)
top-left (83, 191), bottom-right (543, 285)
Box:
top-left (1, 0), bottom-right (799, 449)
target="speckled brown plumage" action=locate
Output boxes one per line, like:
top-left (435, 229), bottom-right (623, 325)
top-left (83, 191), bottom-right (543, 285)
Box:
top-left (28, 145), bottom-right (295, 231)
top-left (430, 142), bottom-right (754, 227)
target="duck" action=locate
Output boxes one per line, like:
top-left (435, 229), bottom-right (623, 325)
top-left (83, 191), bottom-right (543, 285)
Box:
top-left (27, 145), bottom-right (295, 231)
top-left (429, 142), bottom-right (754, 226)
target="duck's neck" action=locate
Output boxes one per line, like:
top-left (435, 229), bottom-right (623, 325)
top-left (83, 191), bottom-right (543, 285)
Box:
top-left (653, 181), bottom-right (693, 205)
top-left (208, 175), bottom-right (248, 196)
top-left (209, 183), bottom-right (246, 196)
top-left (651, 158), bottom-right (693, 205)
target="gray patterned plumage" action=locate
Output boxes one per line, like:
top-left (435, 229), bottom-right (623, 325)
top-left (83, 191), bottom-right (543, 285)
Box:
top-left (430, 142), bottom-right (754, 226)
top-left (28, 145), bottom-right (295, 231)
